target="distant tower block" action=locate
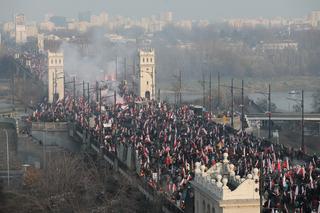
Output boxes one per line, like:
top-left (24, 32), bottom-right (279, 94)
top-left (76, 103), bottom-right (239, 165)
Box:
top-left (37, 34), bottom-right (44, 52)
top-left (48, 51), bottom-right (64, 103)
top-left (137, 49), bottom-right (155, 100)
top-left (15, 13), bottom-right (27, 44)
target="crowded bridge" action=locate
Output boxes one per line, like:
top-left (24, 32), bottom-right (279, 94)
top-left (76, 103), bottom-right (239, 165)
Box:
top-left (28, 88), bottom-right (320, 213)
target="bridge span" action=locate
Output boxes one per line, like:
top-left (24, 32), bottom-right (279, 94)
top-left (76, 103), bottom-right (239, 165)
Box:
top-left (245, 113), bottom-right (320, 121)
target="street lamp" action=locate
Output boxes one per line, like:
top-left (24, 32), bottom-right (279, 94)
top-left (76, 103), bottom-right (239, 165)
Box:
top-left (240, 80), bottom-right (244, 131)
top-left (259, 154), bottom-right (264, 213)
top-left (256, 84), bottom-right (272, 140)
top-left (1, 129), bottom-right (10, 186)
top-left (173, 69), bottom-right (182, 106)
top-left (287, 90), bottom-right (305, 153)
top-left (221, 79), bottom-right (244, 129)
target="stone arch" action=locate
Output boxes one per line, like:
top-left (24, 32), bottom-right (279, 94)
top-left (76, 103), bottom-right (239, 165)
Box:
top-left (145, 91), bottom-right (150, 100)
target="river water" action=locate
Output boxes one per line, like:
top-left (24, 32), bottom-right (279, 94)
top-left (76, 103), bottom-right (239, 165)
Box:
top-left (248, 91), bottom-right (315, 113)
top-left (161, 90), bottom-right (316, 113)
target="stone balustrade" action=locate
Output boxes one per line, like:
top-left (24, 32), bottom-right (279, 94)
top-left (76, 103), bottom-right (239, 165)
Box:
top-left (32, 122), bottom-right (68, 131)
top-left (194, 153), bottom-right (260, 201)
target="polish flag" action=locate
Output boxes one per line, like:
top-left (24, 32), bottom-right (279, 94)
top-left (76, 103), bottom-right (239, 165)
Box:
top-left (294, 185), bottom-right (299, 201)
top-left (277, 160), bottom-right (281, 172)
top-left (310, 175), bottom-right (314, 189)
top-left (172, 183), bottom-right (177, 193)
top-left (282, 174), bottom-right (286, 187)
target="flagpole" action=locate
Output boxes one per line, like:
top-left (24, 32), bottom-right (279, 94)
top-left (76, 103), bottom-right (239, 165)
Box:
top-left (99, 87), bottom-right (102, 145)
top-left (259, 154), bottom-right (263, 213)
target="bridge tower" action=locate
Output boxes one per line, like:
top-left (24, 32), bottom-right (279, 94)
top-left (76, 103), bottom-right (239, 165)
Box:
top-left (48, 51), bottom-right (64, 103)
top-left (137, 49), bottom-right (155, 100)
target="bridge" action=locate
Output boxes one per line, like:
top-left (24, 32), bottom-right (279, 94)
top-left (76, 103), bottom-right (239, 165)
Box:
top-left (246, 113), bottom-right (320, 121)
top-left (245, 113), bottom-right (320, 129)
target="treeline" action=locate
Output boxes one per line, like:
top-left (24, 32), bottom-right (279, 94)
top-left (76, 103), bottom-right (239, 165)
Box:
top-left (0, 152), bottom-right (161, 213)
top-left (153, 25), bottom-right (320, 81)
top-left (35, 23), bottom-right (320, 83)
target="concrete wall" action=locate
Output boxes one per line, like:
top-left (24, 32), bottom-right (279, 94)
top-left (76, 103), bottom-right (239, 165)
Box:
top-left (195, 189), bottom-right (259, 213)
top-left (31, 122), bottom-right (81, 153)
top-left (195, 190), bottom-right (221, 213)
top-left (116, 143), bottom-right (135, 170)
top-left (0, 118), bottom-right (19, 170)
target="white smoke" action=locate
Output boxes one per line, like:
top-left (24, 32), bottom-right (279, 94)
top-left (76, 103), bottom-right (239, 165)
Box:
top-left (60, 42), bottom-right (104, 83)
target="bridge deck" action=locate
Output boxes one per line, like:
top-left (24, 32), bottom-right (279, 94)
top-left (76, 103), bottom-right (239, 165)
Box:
top-left (246, 113), bottom-right (320, 121)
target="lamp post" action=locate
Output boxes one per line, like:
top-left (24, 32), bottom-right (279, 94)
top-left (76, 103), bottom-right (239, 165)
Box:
top-left (73, 77), bottom-right (76, 100)
top-left (240, 80), bottom-right (244, 131)
top-left (1, 129), bottom-right (10, 186)
top-left (255, 84), bottom-right (272, 140)
top-left (209, 71), bottom-right (212, 112)
top-left (99, 87), bottom-right (102, 145)
top-left (231, 78), bottom-right (234, 128)
top-left (217, 72), bottom-right (220, 111)
top-left (259, 154), bottom-right (264, 213)
top-left (218, 80), bottom-right (245, 131)
top-left (42, 127), bottom-right (47, 170)
top-left (201, 69), bottom-right (206, 109)
top-left (85, 81), bottom-right (109, 123)
top-left (302, 90), bottom-right (304, 153)
top-left (287, 90), bottom-right (305, 153)
top-left (173, 69), bottom-right (182, 106)
top-left (53, 71), bottom-right (65, 102)
top-left (268, 84), bottom-right (271, 140)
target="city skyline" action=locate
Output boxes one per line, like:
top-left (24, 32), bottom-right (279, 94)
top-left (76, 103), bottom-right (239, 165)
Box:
top-left (1, 0), bottom-right (320, 22)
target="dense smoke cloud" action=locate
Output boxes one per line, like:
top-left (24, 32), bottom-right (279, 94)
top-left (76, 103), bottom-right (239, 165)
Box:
top-left (60, 42), bottom-right (103, 83)
top-left (59, 39), bottom-right (125, 104)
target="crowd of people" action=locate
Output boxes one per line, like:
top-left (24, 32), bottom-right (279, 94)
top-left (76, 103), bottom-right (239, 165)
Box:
top-left (29, 89), bottom-right (320, 213)
top-left (8, 47), bottom-right (47, 81)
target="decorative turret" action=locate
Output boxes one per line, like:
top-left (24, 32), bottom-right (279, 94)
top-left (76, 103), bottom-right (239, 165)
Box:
top-left (192, 153), bottom-right (260, 213)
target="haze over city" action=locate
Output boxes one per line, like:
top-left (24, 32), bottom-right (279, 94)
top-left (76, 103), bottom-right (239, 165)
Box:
top-left (1, 0), bottom-right (320, 21)
top-left (0, 1), bottom-right (320, 213)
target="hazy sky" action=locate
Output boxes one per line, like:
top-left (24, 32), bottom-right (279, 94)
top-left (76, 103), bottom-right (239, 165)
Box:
top-left (1, 0), bottom-right (320, 22)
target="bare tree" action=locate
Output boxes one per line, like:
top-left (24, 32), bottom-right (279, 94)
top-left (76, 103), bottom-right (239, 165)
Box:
top-left (3, 152), bottom-right (161, 213)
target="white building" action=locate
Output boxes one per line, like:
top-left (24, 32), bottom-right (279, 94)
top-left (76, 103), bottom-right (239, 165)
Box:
top-left (15, 25), bottom-right (27, 44)
top-left (39, 21), bottom-right (55, 31)
top-left (37, 34), bottom-right (44, 52)
top-left (3, 22), bottom-right (15, 33)
top-left (160, 11), bottom-right (173, 23)
top-left (48, 52), bottom-right (64, 103)
top-left (257, 40), bottom-right (298, 52)
top-left (100, 12), bottom-right (109, 25)
top-left (309, 11), bottom-right (320, 28)
top-left (15, 13), bottom-right (27, 44)
top-left (137, 49), bottom-right (156, 100)
top-left (191, 153), bottom-right (260, 213)
top-left (91, 15), bottom-right (103, 26)
top-left (26, 24), bottom-right (38, 38)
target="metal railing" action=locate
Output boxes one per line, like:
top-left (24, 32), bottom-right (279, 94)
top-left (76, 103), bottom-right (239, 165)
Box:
top-left (32, 122), bottom-right (68, 131)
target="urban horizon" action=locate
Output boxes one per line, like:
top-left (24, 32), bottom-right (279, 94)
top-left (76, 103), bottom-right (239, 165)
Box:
top-left (1, 0), bottom-right (320, 22)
